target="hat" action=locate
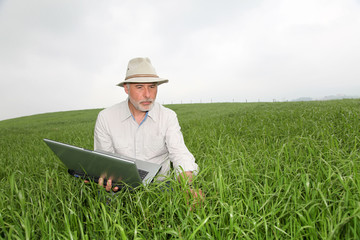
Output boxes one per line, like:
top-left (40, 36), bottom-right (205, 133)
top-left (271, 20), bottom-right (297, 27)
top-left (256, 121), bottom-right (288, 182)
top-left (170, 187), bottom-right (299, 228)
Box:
top-left (117, 57), bottom-right (169, 87)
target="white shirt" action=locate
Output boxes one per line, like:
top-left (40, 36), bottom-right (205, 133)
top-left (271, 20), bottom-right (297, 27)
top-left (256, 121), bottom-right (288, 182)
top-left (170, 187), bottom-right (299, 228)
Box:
top-left (94, 99), bottom-right (198, 178)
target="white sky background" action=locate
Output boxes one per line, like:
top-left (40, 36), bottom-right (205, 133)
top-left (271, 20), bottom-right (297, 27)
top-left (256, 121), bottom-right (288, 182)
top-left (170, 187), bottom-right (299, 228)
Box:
top-left (0, 0), bottom-right (359, 121)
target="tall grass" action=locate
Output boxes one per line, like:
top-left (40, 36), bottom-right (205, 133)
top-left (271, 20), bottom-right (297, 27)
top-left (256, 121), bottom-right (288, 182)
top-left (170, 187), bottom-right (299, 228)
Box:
top-left (0, 100), bottom-right (359, 239)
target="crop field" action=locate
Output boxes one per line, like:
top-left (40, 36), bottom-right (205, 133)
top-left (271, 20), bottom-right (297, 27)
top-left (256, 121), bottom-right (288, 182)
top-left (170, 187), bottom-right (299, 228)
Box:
top-left (0, 99), bottom-right (359, 239)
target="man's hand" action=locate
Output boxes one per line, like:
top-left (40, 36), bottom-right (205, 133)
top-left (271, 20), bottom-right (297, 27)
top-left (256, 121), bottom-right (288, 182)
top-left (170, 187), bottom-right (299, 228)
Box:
top-left (186, 188), bottom-right (205, 211)
top-left (178, 171), bottom-right (205, 210)
top-left (97, 177), bottom-right (120, 192)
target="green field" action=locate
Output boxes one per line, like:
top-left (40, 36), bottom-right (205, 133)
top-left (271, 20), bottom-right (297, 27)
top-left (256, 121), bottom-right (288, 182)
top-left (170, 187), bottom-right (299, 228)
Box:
top-left (0, 99), bottom-right (359, 239)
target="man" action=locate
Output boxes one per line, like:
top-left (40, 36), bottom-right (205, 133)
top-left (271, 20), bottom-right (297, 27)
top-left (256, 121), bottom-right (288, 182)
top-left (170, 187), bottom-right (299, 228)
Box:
top-left (94, 57), bottom-right (202, 199)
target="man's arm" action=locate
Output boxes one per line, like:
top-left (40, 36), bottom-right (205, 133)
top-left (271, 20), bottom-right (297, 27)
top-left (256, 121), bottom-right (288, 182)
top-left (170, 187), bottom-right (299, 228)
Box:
top-left (164, 111), bottom-right (204, 208)
top-left (165, 112), bottom-right (199, 175)
top-left (92, 112), bottom-right (119, 191)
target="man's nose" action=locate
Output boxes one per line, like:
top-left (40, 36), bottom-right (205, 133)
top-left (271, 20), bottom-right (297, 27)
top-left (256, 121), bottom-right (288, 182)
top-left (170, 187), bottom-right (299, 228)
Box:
top-left (144, 87), bottom-right (150, 98)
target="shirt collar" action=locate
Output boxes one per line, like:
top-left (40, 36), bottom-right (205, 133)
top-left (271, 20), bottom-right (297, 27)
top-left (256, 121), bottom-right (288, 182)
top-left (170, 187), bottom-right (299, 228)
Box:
top-left (119, 99), bottom-right (133, 122)
top-left (147, 102), bottom-right (159, 122)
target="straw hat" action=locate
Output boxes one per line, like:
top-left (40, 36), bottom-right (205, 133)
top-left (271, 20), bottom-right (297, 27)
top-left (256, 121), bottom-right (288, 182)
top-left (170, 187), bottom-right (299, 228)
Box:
top-left (117, 57), bottom-right (169, 87)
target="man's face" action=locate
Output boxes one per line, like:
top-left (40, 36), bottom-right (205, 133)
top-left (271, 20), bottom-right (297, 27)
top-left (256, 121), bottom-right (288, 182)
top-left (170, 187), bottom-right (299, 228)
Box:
top-left (125, 83), bottom-right (158, 112)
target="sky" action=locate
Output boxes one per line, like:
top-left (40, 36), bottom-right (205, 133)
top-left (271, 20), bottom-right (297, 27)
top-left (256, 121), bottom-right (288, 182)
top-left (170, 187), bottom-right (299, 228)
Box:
top-left (0, 0), bottom-right (359, 121)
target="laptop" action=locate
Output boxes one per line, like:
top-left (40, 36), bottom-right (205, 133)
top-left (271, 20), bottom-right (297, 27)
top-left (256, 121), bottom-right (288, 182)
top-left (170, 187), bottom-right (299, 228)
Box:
top-left (44, 139), bottom-right (161, 188)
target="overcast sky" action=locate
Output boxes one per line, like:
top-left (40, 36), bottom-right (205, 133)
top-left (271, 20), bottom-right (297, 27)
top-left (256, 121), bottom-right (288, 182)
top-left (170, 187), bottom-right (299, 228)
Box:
top-left (1, 0), bottom-right (359, 121)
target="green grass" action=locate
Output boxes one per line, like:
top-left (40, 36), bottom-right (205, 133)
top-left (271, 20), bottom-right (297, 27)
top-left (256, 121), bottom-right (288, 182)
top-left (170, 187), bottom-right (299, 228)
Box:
top-left (0, 99), bottom-right (359, 239)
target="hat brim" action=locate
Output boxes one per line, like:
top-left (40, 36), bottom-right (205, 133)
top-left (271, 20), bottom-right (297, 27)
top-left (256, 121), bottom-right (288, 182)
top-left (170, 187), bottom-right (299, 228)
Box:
top-left (117, 77), bottom-right (169, 87)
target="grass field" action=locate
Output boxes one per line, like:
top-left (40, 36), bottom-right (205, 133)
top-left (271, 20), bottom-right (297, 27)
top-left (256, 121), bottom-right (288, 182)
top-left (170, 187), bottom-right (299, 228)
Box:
top-left (0, 99), bottom-right (359, 239)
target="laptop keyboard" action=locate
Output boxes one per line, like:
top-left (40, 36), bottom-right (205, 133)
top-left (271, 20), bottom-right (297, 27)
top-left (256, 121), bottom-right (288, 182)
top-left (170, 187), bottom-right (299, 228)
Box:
top-left (68, 168), bottom-right (149, 182)
top-left (138, 169), bottom-right (149, 180)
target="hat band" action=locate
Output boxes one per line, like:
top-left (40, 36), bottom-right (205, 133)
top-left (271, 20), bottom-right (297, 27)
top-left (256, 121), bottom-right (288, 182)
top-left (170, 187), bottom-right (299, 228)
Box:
top-left (125, 74), bottom-right (159, 80)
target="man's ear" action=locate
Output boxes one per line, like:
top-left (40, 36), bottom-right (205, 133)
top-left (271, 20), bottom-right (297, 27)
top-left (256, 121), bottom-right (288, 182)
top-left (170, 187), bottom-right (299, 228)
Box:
top-left (124, 84), bottom-right (129, 94)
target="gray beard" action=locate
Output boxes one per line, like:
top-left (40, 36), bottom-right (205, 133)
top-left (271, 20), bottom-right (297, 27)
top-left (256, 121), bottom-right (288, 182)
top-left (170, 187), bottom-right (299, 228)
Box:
top-left (128, 97), bottom-right (154, 112)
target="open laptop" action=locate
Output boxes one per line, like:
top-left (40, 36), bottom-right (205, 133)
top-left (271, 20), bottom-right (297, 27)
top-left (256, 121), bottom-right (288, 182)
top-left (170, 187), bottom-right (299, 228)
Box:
top-left (44, 139), bottom-right (161, 188)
